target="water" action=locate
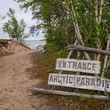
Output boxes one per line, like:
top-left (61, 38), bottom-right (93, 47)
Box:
top-left (22, 39), bottom-right (46, 50)
top-left (21, 29), bottom-right (47, 50)
top-left (0, 31), bottom-right (11, 39)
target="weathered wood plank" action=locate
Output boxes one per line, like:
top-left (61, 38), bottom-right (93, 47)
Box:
top-left (48, 74), bottom-right (110, 93)
top-left (32, 87), bottom-right (109, 100)
top-left (56, 58), bottom-right (101, 74)
top-left (68, 45), bottom-right (110, 55)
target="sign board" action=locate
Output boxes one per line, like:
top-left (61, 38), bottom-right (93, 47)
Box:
top-left (48, 73), bottom-right (110, 92)
top-left (56, 58), bottom-right (101, 74)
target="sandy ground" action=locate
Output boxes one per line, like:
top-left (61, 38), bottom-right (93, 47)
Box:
top-left (0, 42), bottom-right (109, 110)
top-left (0, 41), bottom-right (66, 110)
top-left (0, 43), bottom-right (50, 110)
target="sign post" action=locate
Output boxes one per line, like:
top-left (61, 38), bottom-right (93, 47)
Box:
top-left (47, 46), bottom-right (110, 99)
top-left (32, 45), bottom-right (110, 100)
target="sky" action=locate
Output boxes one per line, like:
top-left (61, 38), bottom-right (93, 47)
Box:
top-left (0, 0), bottom-right (37, 32)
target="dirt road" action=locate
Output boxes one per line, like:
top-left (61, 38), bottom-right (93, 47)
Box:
top-left (0, 49), bottom-right (50, 110)
top-left (0, 45), bottom-right (108, 110)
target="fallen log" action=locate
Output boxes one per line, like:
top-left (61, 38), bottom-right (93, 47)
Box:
top-left (32, 87), bottom-right (109, 100)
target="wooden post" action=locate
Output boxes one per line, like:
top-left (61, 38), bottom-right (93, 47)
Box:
top-left (95, 0), bottom-right (104, 61)
top-left (102, 36), bottom-right (110, 77)
top-left (99, 0), bottom-right (104, 23)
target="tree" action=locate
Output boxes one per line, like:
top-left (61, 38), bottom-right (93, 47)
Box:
top-left (3, 8), bottom-right (26, 40)
top-left (16, 0), bottom-right (110, 52)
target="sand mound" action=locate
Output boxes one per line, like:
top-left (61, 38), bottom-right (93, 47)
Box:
top-left (0, 41), bottom-right (31, 57)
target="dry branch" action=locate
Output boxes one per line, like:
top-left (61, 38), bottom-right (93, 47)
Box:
top-left (66, 0), bottom-right (91, 60)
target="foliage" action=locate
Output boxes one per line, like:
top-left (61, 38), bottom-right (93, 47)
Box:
top-left (16, 0), bottom-right (110, 77)
top-left (16, 0), bottom-right (110, 50)
top-left (16, 0), bottom-right (75, 51)
top-left (3, 8), bottom-right (26, 40)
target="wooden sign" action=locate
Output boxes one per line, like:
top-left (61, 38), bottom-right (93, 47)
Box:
top-left (56, 58), bottom-right (101, 74)
top-left (48, 73), bottom-right (110, 92)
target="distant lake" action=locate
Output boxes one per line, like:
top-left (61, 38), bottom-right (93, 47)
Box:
top-left (22, 39), bottom-right (46, 50)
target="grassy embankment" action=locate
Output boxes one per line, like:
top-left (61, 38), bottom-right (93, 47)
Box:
top-left (32, 48), bottom-right (110, 110)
